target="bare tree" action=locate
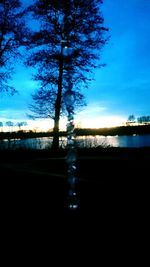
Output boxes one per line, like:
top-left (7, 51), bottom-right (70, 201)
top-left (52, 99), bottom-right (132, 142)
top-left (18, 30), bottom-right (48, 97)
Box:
top-left (26, 0), bottom-right (109, 150)
top-left (16, 121), bottom-right (28, 131)
top-left (137, 116), bottom-right (150, 124)
top-left (127, 115), bottom-right (136, 123)
top-left (28, 86), bottom-right (86, 120)
top-left (0, 0), bottom-right (28, 94)
top-left (0, 121), bottom-right (3, 132)
top-left (6, 120), bottom-right (14, 131)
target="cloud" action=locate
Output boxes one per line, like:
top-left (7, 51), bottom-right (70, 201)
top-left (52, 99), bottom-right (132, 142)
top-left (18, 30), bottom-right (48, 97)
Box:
top-left (0, 108), bottom-right (28, 120)
top-left (77, 103), bottom-right (107, 118)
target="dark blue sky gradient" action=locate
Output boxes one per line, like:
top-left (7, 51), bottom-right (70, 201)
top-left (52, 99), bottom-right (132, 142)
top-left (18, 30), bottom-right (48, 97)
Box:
top-left (0, 0), bottom-right (150, 128)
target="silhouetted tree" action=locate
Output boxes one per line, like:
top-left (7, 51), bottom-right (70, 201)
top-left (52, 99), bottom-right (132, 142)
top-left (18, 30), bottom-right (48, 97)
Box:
top-left (6, 120), bottom-right (14, 131)
top-left (28, 86), bottom-right (86, 120)
top-left (16, 121), bottom-right (28, 130)
top-left (0, 121), bottom-right (3, 131)
top-left (0, 0), bottom-right (28, 94)
top-left (137, 116), bottom-right (150, 124)
top-left (127, 115), bottom-right (136, 123)
top-left (26, 0), bottom-right (109, 150)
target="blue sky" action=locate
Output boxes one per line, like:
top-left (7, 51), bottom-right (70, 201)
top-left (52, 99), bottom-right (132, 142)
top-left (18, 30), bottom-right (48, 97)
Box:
top-left (0, 0), bottom-right (150, 129)
top-left (79, 0), bottom-right (150, 127)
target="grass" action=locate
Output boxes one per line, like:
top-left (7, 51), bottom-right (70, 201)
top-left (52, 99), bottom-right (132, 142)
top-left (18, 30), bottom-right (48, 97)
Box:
top-left (1, 146), bottom-right (149, 237)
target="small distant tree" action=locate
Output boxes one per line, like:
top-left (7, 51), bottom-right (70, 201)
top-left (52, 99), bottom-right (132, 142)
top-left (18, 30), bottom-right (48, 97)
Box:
top-left (6, 121), bottom-right (14, 131)
top-left (127, 115), bottom-right (136, 123)
top-left (0, 0), bottom-right (28, 94)
top-left (0, 121), bottom-right (3, 132)
top-left (16, 121), bottom-right (28, 131)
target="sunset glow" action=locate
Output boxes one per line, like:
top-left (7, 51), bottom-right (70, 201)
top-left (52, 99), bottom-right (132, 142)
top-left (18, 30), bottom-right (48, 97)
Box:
top-left (0, 115), bottom-right (126, 132)
top-left (25, 115), bottom-right (126, 131)
top-left (76, 115), bottom-right (126, 129)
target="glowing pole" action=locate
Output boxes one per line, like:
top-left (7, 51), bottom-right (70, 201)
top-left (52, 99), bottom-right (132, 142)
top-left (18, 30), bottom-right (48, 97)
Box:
top-left (64, 46), bottom-right (79, 210)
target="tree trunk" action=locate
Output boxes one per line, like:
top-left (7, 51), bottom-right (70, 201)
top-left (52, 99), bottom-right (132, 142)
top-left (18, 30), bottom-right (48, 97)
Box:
top-left (51, 47), bottom-right (64, 151)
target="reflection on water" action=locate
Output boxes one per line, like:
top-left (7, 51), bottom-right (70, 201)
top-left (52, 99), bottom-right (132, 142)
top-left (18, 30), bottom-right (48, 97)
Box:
top-left (0, 134), bottom-right (150, 150)
top-left (110, 134), bottom-right (150, 147)
top-left (76, 135), bottom-right (150, 148)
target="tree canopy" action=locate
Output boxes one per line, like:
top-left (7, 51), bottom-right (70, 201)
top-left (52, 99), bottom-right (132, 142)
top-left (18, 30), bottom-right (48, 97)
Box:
top-left (27, 0), bottom-right (109, 149)
top-left (0, 0), bottom-right (28, 94)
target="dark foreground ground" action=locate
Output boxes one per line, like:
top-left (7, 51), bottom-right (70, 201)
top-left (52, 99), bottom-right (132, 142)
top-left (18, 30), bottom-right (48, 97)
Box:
top-left (1, 147), bottom-right (150, 258)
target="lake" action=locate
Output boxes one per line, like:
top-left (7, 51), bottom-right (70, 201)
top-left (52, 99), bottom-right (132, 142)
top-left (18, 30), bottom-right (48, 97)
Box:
top-left (1, 134), bottom-right (150, 150)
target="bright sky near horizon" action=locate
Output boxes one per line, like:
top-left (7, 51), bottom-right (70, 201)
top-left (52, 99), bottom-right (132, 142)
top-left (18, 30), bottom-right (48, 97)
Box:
top-left (0, 0), bottom-right (150, 131)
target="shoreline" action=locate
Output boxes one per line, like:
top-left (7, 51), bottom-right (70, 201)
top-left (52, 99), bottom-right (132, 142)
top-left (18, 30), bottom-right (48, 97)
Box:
top-left (0, 124), bottom-right (150, 140)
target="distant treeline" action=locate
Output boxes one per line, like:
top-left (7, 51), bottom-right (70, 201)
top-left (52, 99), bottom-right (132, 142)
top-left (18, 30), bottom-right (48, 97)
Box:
top-left (0, 125), bottom-right (150, 140)
top-left (75, 124), bottom-right (150, 136)
top-left (0, 130), bottom-right (53, 140)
